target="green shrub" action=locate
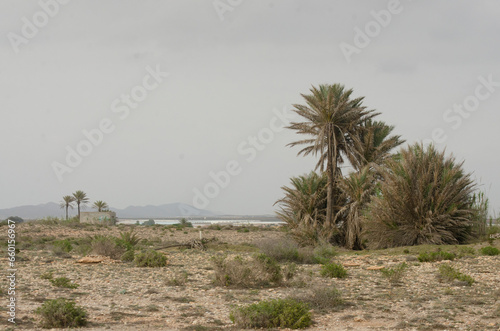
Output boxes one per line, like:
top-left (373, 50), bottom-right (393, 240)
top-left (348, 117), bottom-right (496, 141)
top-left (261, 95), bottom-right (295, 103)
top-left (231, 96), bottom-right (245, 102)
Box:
top-left (120, 249), bottom-right (135, 262)
top-left (312, 244), bottom-right (337, 264)
top-left (230, 298), bottom-right (312, 329)
top-left (418, 251), bottom-right (456, 262)
top-left (438, 264), bottom-right (475, 286)
top-left (50, 277), bottom-right (79, 289)
top-left (380, 262), bottom-right (408, 284)
top-left (53, 239), bottom-right (73, 252)
top-left (134, 250), bottom-right (167, 267)
top-left (115, 230), bottom-right (141, 250)
top-left (480, 246), bottom-right (500, 256)
top-left (35, 298), bottom-right (87, 328)
top-left (178, 218), bottom-right (193, 228)
top-left (320, 262), bottom-right (347, 278)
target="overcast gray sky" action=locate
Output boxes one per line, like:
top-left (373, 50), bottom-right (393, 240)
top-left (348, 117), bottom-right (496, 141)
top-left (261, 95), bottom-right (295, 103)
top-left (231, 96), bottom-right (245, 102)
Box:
top-left (1, 0), bottom-right (499, 216)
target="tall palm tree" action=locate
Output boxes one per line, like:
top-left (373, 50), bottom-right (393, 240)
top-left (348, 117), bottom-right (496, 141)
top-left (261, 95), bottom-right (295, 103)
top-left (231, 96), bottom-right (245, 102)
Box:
top-left (93, 200), bottom-right (109, 212)
top-left (72, 190), bottom-right (89, 219)
top-left (287, 84), bottom-right (377, 230)
top-left (349, 119), bottom-right (405, 172)
top-left (60, 195), bottom-right (75, 220)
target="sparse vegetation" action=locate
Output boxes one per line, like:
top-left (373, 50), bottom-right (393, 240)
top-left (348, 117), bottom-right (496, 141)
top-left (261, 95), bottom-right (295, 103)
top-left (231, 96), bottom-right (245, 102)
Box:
top-left (35, 298), bottom-right (87, 328)
top-left (292, 286), bottom-right (343, 311)
top-left (211, 253), bottom-right (283, 287)
top-left (480, 246), bottom-right (499, 256)
top-left (438, 264), bottom-right (475, 286)
top-left (134, 249), bottom-right (167, 267)
top-left (230, 298), bottom-right (312, 329)
top-left (320, 262), bottom-right (347, 278)
top-left (380, 262), bottom-right (409, 284)
top-left (418, 250), bottom-right (456, 262)
top-left (50, 277), bottom-right (79, 289)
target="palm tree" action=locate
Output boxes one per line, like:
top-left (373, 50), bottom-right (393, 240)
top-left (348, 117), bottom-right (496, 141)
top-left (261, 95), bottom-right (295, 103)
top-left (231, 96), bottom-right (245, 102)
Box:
top-left (287, 84), bottom-right (377, 231)
top-left (274, 172), bottom-right (329, 244)
top-left (93, 200), bottom-right (109, 212)
top-left (60, 195), bottom-right (75, 220)
top-left (366, 143), bottom-right (476, 248)
top-left (72, 190), bottom-right (89, 219)
top-left (349, 119), bottom-right (405, 172)
top-left (336, 167), bottom-right (376, 250)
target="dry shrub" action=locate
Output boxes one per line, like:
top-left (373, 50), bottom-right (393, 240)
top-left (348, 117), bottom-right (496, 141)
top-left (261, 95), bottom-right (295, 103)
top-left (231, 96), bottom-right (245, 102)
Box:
top-left (292, 286), bottom-right (343, 311)
top-left (90, 236), bottom-right (124, 259)
top-left (211, 253), bottom-right (282, 288)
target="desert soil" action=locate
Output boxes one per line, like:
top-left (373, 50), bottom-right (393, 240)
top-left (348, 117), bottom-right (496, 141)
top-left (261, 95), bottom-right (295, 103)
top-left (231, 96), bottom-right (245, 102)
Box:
top-left (1, 222), bottom-right (499, 331)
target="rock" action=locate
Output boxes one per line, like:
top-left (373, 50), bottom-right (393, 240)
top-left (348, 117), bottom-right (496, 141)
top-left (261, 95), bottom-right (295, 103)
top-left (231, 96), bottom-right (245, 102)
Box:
top-left (366, 266), bottom-right (385, 270)
top-left (406, 256), bottom-right (418, 262)
top-left (77, 256), bottom-right (106, 264)
top-left (343, 262), bottom-right (361, 267)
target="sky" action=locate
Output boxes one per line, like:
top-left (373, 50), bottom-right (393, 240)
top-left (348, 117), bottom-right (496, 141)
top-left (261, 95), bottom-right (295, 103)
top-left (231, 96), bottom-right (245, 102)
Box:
top-left (1, 0), bottom-right (499, 216)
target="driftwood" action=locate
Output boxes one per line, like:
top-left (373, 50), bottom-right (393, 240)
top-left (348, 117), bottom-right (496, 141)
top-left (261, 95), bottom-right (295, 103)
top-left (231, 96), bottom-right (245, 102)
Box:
top-left (153, 238), bottom-right (217, 251)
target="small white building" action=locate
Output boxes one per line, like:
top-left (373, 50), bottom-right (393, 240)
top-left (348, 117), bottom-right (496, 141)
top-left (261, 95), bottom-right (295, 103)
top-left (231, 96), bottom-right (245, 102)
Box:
top-left (80, 211), bottom-right (116, 225)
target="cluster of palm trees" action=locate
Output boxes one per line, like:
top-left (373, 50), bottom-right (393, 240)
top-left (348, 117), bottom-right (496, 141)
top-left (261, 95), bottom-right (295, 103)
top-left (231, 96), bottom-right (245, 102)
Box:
top-left (60, 190), bottom-right (109, 220)
top-left (276, 84), bottom-right (480, 249)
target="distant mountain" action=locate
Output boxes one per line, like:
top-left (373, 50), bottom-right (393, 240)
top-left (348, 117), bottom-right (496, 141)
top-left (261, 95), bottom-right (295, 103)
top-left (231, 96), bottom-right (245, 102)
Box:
top-left (0, 202), bottom-right (65, 220)
top-left (0, 202), bottom-right (216, 220)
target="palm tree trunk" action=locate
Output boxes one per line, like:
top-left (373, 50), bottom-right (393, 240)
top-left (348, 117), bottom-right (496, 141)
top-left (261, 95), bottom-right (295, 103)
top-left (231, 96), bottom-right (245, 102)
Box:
top-left (326, 124), bottom-right (336, 231)
top-left (65, 205), bottom-right (68, 220)
top-left (77, 203), bottom-right (80, 219)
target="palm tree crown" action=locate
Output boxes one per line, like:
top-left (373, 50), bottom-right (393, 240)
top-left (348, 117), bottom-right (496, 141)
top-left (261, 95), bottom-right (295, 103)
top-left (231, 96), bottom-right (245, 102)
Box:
top-left (93, 200), bottom-right (109, 212)
top-left (60, 195), bottom-right (75, 220)
top-left (72, 190), bottom-right (89, 219)
top-left (349, 119), bottom-right (405, 171)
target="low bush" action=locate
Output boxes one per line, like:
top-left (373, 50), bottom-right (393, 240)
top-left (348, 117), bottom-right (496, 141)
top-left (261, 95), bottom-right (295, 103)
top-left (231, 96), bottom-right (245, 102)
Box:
top-left (90, 236), bottom-right (125, 260)
top-left (166, 271), bottom-right (189, 286)
top-left (230, 298), bottom-right (312, 329)
top-left (380, 262), bottom-right (409, 284)
top-left (50, 277), bottom-right (79, 289)
top-left (320, 262), bottom-right (347, 278)
top-left (134, 249), bottom-right (167, 267)
top-left (292, 286), bottom-right (343, 311)
top-left (311, 244), bottom-right (337, 264)
top-left (35, 298), bottom-right (87, 328)
top-left (53, 239), bottom-right (73, 252)
top-left (418, 251), bottom-right (456, 262)
top-left (438, 264), bottom-right (475, 286)
top-left (120, 249), bottom-right (135, 262)
top-left (257, 238), bottom-right (300, 262)
top-left (480, 246), bottom-right (499, 256)
top-left (212, 253), bottom-right (282, 287)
